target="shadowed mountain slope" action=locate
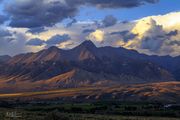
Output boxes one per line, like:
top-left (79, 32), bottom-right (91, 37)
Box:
top-left (0, 40), bottom-right (178, 92)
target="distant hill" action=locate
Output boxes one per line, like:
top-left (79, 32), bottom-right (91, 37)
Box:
top-left (0, 55), bottom-right (11, 62)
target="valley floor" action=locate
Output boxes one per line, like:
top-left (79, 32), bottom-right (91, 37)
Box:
top-left (0, 111), bottom-right (179, 120)
top-left (0, 101), bottom-right (180, 120)
top-left (0, 82), bottom-right (179, 119)
top-left (0, 81), bottom-right (179, 103)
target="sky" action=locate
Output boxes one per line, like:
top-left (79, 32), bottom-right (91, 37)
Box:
top-left (0, 0), bottom-right (180, 56)
top-left (77, 0), bottom-right (180, 21)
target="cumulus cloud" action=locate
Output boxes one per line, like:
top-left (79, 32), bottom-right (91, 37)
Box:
top-left (75, 0), bottom-right (159, 9)
top-left (46, 34), bottom-right (71, 46)
top-left (102, 15), bottom-right (117, 27)
top-left (114, 12), bottom-right (180, 56)
top-left (121, 18), bottom-right (168, 53)
top-left (0, 31), bottom-right (28, 56)
top-left (6, 0), bottom-right (78, 28)
top-left (168, 40), bottom-right (180, 46)
top-left (140, 20), bottom-right (167, 52)
top-left (110, 30), bottom-right (138, 42)
top-left (5, 11), bottom-right (180, 57)
top-left (26, 38), bottom-right (45, 46)
top-left (140, 37), bottom-right (164, 52)
top-left (66, 18), bottom-right (77, 28)
top-left (87, 30), bottom-right (105, 43)
top-left (2, 0), bottom-right (180, 57)
top-left (5, 0), bottom-right (159, 29)
top-left (27, 27), bottom-right (47, 34)
top-left (82, 29), bottom-right (95, 34)
top-left (26, 33), bottom-right (72, 48)
top-left (0, 0), bottom-right (168, 56)
top-left (92, 15), bottom-right (117, 28)
top-left (166, 30), bottom-right (178, 37)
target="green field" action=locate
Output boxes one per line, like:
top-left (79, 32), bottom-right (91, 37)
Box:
top-left (0, 101), bottom-right (179, 120)
top-left (0, 111), bottom-right (179, 120)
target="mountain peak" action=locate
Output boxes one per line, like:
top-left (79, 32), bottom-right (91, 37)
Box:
top-left (78, 40), bottom-right (96, 49)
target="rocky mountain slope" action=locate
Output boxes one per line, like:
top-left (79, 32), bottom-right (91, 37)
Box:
top-left (0, 40), bottom-right (178, 92)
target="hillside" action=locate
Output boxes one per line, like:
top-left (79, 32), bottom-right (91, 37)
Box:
top-left (0, 41), bottom-right (176, 92)
top-left (0, 82), bottom-right (179, 103)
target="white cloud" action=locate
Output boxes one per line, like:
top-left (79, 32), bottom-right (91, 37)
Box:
top-left (1, 12), bottom-right (180, 57)
top-left (116, 12), bottom-right (180, 56)
top-left (87, 30), bottom-right (105, 43)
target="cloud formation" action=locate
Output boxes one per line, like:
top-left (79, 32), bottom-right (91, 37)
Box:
top-left (21, 11), bottom-right (180, 56)
top-left (87, 30), bottom-right (105, 43)
top-left (82, 29), bottom-right (95, 34)
top-left (6, 0), bottom-right (78, 28)
top-left (102, 15), bottom-right (117, 27)
top-left (27, 27), bottom-right (47, 34)
top-left (74, 0), bottom-right (159, 9)
top-left (121, 18), bottom-right (170, 53)
top-left (2, 11), bottom-right (179, 57)
top-left (5, 0), bottom-right (159, 29)
top-left (0, 30), bottom-right (28, 56)
top-left (115, 12), bottom-right (180, 56)
top-left (26, 38), bottom-right (45, 46)
top-left (166, 30), bottom-right (178, 37)
top-left (110, 30), bottom-right (138, 42)
top-left (1, 0), bottom-right (180, 57)
top-left (26, 34), bottom-right (71, 48)
top-left (46, 34), bottom-right (71, 46)
top-left (66, 18), bottom-right (77, 28)
top-left (168, 40), bottom-right (180, 46)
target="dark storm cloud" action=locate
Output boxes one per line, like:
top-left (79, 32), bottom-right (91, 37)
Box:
top-left (111, 30), bottom-right (138, 42)
top-left (26, 34), bottom-right (71, 46)
top-left (66, 18), bottom-right (77, 27)
top-left (93, 15), bottom-right (117, 28)
top-left (46, 34), bottom-right (71, 45)
top-left (141, 36), bottom-right (164, 52)
top-left (6, 0), bottom-right (78, 28)
top-left (26, 38), bottom-right (45, 46)
top-left (5, 0), bottom-right (159, 28)
top-left (168, 40), bottom-right (180, 46)
top-left (71, 0), bottom-right (159, 9)
top-left (27, 27), bottom-right (47, 34)
top-left (93, 20), bottom-right (102, 28)
top-left (122, 21), bottom-right (129, 23)
top-left (166, 30), bottom-right (178, 37)
top-left (0, 15), bottom-right (8, 24)
top-left (82, 29), bottom-right (95, 34)
top-left (102, 15), bottom-right (117, 27)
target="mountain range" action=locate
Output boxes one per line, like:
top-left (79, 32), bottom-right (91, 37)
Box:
top-left (0, 40), bottom-right (179, 93)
